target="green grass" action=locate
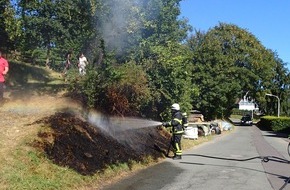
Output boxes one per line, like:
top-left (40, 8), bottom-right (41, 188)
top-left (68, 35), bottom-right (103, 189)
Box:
top-left (7, 61), bottom-right (67, 96)
top-left (1, 146), bottom-right (90, 190)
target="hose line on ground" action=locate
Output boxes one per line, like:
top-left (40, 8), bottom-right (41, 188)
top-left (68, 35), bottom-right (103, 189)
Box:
top-left (183, 154), bottom-right (290, 163)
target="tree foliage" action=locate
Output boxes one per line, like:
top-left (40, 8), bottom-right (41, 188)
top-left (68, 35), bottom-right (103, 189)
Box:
top-left (0, 0), bottom-right (19, 51)
top-left (16, 0), bottom-right (97, 65)
top-left (141, 41), bottom-right (193, 120)
top-left (263, 51), bottom-right (290, 116)
top-left (187, 23), bottom-right (277, 119)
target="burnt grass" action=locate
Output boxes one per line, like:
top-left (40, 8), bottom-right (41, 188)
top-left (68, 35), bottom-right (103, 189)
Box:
top-left (35, 112), bottom-right (171, 175)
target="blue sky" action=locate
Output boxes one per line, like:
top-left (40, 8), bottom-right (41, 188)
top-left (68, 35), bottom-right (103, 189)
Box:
top-left (180, 0), bottom-right (290, 69)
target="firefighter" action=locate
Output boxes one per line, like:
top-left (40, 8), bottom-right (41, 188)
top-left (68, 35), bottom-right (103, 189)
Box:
top-left (162, 103), bottom-right (184, 160)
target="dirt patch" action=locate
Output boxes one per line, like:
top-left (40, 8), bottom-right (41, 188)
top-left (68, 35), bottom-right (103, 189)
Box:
top-left (33, 111), bottom-right (170, 175)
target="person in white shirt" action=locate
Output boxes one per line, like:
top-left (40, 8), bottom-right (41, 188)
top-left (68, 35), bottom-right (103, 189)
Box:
top-left (78, 53), bottom-right (88, 75)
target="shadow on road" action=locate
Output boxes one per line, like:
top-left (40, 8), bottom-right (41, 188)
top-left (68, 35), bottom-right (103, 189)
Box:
top-left (262, 131), bottom-right (289, 139)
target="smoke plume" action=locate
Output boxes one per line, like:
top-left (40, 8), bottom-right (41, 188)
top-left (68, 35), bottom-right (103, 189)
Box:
top-left (96, 0), bottom-right (160, 56)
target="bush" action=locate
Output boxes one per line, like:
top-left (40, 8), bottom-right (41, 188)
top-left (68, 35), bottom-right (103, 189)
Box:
top-left (258, 116), bottom-right (290, 133)
top-left (68, 62), bottom-right (152, 117)
top-left (101, 63), bottom-right (151, 116)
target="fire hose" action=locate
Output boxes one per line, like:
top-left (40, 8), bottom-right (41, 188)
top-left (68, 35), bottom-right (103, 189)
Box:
top-left (182, 153), bottom-right (290, 163)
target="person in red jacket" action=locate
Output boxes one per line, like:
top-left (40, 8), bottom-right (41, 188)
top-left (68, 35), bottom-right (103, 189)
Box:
top-left (0, 50), bottom-right (9, 104)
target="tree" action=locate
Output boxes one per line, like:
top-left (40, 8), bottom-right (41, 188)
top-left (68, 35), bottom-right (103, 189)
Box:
top-left (0, 0), bottom-right (19, 52)
top-left (141, 0), bottom-right (191, 45)
top-left (141, 41), bottom-right (193, 120)
top-left (284, 72), bottom-right (290, 116)
top-left (18, 0), bottom-right (58, 64)
top-left (55, 0), bottom-right (96, 55)
top-left (17, 0), bottom-right (96, 65)
top-left (263, 51), bottom-right (290, 116)
top-left (0, 0), bottom-right (9, 50)
top-left (93, 0), bottom-right (191, 61)
top-left (187, 23), bottom-right (277, 119)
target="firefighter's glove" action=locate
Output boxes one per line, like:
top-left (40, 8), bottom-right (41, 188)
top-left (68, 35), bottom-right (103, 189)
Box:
top-left (156, 125), bottom-right (162, 130)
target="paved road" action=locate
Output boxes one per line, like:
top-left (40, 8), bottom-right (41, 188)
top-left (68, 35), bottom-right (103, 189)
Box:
top-left (103, 124), bottom-right (290, 190)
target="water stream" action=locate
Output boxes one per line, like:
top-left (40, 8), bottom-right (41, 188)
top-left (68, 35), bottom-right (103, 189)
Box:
top-left (86, 110), bottom-right (163, 151)
top-left (87, 110), bottom-right (162, 135)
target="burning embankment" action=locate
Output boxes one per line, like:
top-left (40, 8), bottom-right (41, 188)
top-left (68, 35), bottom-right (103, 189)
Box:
top-left (34, 112), bottom-right (170, 175)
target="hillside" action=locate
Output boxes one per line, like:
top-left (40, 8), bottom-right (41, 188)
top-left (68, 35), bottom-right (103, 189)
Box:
top-left (0, 62), bottom-right (171, 189)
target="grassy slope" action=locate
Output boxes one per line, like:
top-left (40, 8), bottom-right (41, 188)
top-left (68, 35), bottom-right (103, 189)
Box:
top-left (6, 61), bottom-right (66, 96)
top-left (0, 62), bottom-right (89, 190)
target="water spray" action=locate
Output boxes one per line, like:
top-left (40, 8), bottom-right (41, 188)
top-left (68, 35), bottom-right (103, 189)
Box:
top-left (87, 110), bottom-right (162, 133)
top-left (86, 110), bottom-right (163, 151)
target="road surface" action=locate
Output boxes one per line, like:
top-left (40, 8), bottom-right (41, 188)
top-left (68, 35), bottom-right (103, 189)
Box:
top-left (102, 123), bottom-right (290, 190)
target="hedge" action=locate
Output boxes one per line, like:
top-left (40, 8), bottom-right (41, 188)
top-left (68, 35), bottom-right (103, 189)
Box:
top-left (258, 116), bottom-right (290, 133)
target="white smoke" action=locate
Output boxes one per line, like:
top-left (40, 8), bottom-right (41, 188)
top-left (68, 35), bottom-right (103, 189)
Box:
top-left (96, 0), bottom-right (161, 55)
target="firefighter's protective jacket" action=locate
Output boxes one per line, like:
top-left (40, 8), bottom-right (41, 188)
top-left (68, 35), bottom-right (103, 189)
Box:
top-left (165, 111), bottom-right (184, 134)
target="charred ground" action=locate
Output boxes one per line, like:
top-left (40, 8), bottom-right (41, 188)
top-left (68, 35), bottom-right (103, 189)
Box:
top-left (34, 112), bottom-right (171, 175)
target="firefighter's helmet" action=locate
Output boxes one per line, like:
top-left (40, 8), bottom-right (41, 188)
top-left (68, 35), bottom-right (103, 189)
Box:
top-left (171, 103), bottom-right (180, 111)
